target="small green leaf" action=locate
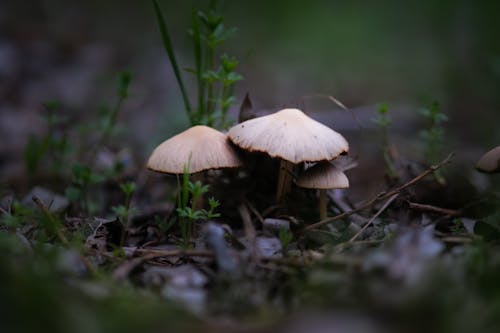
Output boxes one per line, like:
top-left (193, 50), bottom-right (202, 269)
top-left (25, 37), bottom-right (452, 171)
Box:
top-left (119, 182), bottom-right (137, 197)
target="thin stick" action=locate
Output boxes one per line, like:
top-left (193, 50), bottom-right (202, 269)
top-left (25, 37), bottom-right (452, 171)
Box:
top-left (304, 153), bottom-right (454, 231)
top-left (238, 203), bottom-right (256, 240)
top-left (0, 206), bottom-right (10, 216)
top-left (408, 201), bottom-right (461, 216)
top-left (243, 199), bottom-right (265, 225)
top-left (439, 236), bottom-right (473, 244)
top-left (264, 253), bottom-right (363, 267)
top-left (111, 249), bottom-right (214, 280)
top-left (133, 248), bottom-right (214, 258)
top-left (348, 193), bottom-right (399, 242)
top-left (334, 238), bottom-right (387, 252)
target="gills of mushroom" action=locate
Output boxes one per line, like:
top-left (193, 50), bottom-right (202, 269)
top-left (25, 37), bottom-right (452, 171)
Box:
top-left (228, 108), bottom-right (348, 202)
top-left (296, 161), bottom-right (349, 220)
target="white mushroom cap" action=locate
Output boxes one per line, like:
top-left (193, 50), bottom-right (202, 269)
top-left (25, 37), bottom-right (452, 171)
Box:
top-left (147, 125), bottom-right (243, 174)
top-left (296, 161), bottom-right (349, 189)
top-left (476, 145), bottom-right (500, 173)
top-left (228, 108), bottom-right (348, 164)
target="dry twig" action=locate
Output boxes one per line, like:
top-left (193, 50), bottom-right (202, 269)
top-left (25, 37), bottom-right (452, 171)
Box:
top-left (348, 193), bottom-right (399, 242)
top-left (408, 201), bottom-right (461, 216)
top-left (304, 153), bottom-right (454, 231)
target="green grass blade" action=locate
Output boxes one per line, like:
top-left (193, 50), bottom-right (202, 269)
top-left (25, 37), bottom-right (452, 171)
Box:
top-left (191, 7), bottom-right (205, 123)
top-left (152, 0), bottom-right (194, 124)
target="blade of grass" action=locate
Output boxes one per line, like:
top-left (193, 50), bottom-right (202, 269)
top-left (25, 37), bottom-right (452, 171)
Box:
top-left (152, 0), bottom-right (194, 124)
top-left (192, 7), bottom-right (205, 124)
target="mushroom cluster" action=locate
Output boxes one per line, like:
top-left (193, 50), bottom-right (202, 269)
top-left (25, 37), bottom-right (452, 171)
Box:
top-left (147, 108), bottom-right (351, 220)
top-left (228, 108), bottom-right (350, 204)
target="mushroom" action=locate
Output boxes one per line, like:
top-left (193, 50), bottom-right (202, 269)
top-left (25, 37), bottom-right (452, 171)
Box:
top-left (296, 161), bottom-right (349, 220)
top-left (147, 125), bottom-right (243, 209)
top-left (228, 108), bottom-right (348, 202)
top-left (476, 146), bottom-right (500, 173)
top-left (147, 125), bottom-right (243, 174)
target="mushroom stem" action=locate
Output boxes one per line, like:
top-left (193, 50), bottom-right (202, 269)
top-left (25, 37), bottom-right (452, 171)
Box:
top-left (319, 189), bottom-right (327, 220)
top-left (276, 160), bottom-right (294, 202)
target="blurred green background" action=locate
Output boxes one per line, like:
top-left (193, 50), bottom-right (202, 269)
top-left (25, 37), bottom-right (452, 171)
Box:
top-left (1, 0), bottom-right (499, 160)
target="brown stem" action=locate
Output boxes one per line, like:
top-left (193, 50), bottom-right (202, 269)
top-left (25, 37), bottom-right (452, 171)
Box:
top-left (319, 189), bottom-right (327, 220)
top-left (276, 160), bottom-right (294, 202)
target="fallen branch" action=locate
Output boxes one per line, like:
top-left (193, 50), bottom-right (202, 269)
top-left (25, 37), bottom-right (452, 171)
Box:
top-left (304, 153), bottom-right (454, 231)
top-left (133, 248), bottom-right (214, 258)
top-left (333, 239), bottom-right (386, 252)
top-left (408, 201), bottom-right (461, 217)
top-left (112, 248), bottom-right (214, 281)
top-left (349, 193), bottom-right (399, 242)
top-left (263, 253), bottom-right (363, 268)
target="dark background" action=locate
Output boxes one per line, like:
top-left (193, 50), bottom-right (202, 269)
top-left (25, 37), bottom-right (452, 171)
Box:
top-left (1, 0), bottom-right (499, 176)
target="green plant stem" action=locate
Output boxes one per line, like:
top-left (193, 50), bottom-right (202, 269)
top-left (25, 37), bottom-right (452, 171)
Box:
top-left (192, 8), bottom-right (204, 124)
top-left (98, 94), bottom-right (125, 148)
top-left (152, 0), bottom-right (194, 124)
top-left (220, 85), bottom-right (229, 126)
top-left (206, 47), bottom-right (215, 126)
top-left (89, 78), bottom-right (128, 166)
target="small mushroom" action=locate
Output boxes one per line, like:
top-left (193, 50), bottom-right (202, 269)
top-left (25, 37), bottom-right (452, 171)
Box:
top-left (476, 146), bottom-right (500, 173)
top-left (147, 125), bottom-right (243, 211)
top-left (147, 125), bottom-right (243, 174)
top-left (228, 108), bottom-right (348, 202)
top-left (296, 161), bottom-right (349, 220)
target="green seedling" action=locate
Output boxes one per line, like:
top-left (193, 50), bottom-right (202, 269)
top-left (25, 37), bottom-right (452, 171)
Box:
top-left (112, 181), bottom-right (138, 246)
top-left (75, 71), bottom-right (131, 169)
top-left (372, 102), bottom-right (398, 178)
top-left (65, 163), bottom-right (105, 214)
top-left (24, 101), bottom-right (72, 178)
top-left (94, 71), bottom-right (131, 152)
top-left (175, 166), bottom-right (221, 249)
top-left (450, 218), bottom-right (466, 235)
top-left (154, 214), bottom-right (176, 234)
top-left (279, 226), bottom-right (293, 255)
top-left (152, 0), bottom-right (242, 129)
top-left (0, 201), bottom-right (33, 230)
top-left (112, 181), bottom-right (138, 224)
top-left (32, 196), bottom-right (68, 245)
top-left (1, 198), bottom-right (67, 245)
top-left (23, 71), bottom-right (130, 184)
top-left (419, 100), bottom-right (448, 184)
